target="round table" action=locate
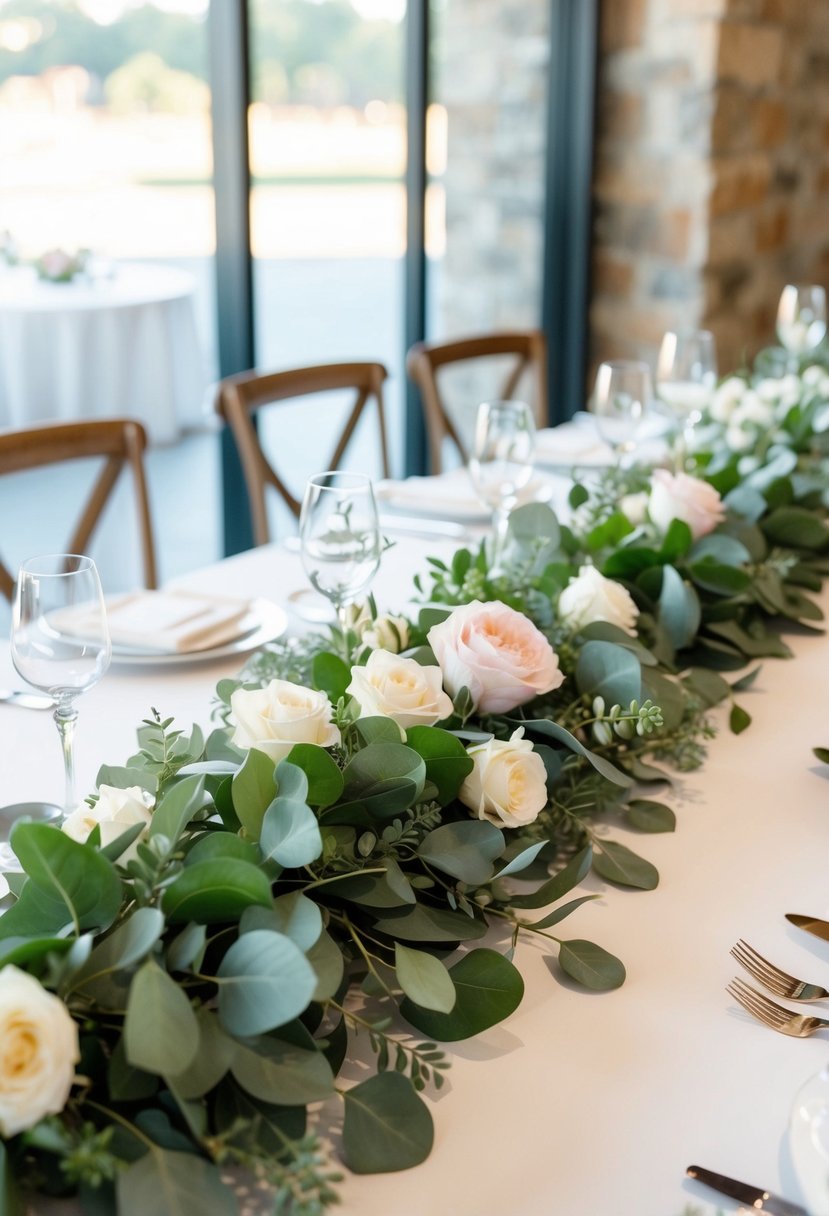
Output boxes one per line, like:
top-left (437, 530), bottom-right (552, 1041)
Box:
top-left (0, 263), bottom-right (209, 444)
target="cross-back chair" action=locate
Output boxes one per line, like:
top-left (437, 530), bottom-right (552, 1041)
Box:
top-left (0, 418), bottom-right (158, 601)
top-left (216, 361), bottom-right (390, 546)
top-left (406, 329), bottom-right (548, 472)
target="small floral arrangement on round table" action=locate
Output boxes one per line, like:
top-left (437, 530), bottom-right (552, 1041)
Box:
top-left (34, 248), bottom-right (90, 284)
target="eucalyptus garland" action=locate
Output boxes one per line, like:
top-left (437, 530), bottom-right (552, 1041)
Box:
top-left (0, 358), bottom-right (826, 1216)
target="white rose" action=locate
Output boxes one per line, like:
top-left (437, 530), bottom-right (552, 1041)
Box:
top-left (458, 728), bottom-right (548, 829)
top-left (710, 376), bottom-right (746, 422)
top-left (648, 468), bottom-right (726, 539)
top-left (230, 679), bottom-right (341, 763)
top-left (361, 614), bottom-right (410, 654)
top-left (62, 784), bottom-right (154, 861)
top-left (558, 566), bottom-right (639, 636)
top-left (731, 395), bottom-right (774, 428)
top-left (802, 365), bottom-right (824, 386)
top-left (619, 491), bottom-right (649, 526)
top-left (346, 650), bottom-right (453, 732)
top-left (0, 966), bottom-right (79, 1137)
top-left (726, 422), bottom-right (754, 452)
top-left (755, 378), bottom-right (782, 403)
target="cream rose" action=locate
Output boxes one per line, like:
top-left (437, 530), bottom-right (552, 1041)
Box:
top-left (709, 376), bottom-right (746, 423)
top-left (428, 600), bottom-right (563, 715)
top-left (347, 650), bottom-right (453, 732)
top-left (361, 614), bottom-right (410, 654)
top-left (0, 966), bottom-right (79, 1137)
top-left (558, 565), bottom-right (639, 636)
top-left (648, 469), bottom-right (725, 539)
top-left (458, 728), bottom-right (548, 829)
top-left (230, 679), bottom-right (341, 763)
top-left (62, 784), bottom-right (154, 861)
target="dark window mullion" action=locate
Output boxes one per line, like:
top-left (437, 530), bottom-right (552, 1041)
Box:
top-left (403, 0), bottom-right (429, 476)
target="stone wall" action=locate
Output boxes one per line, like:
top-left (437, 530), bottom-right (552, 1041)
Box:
top-left (436, 0), bottom-right (829, 400)
top-left (592, 0), bottom-right (829, 375)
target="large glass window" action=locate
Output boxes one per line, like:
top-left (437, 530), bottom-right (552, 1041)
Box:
top-left (248, 0), bottom-right (406, 537)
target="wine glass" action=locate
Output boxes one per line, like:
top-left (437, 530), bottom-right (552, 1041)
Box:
top-left (777, 284), bottom-right (827, 364)
top-left (591, 360), bottom-right (652, 465)
top-left (657, 329), bottom-right (717, 466)
top-left (468, 400), bottom-right (535, 571)
top-left (299, 472), bottom-right (382, 657)
top-left (11, 554), bottom-right (111, 816)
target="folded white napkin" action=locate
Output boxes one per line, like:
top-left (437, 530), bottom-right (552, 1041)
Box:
top-left (376, 468), bottom-right (553, 521)
top-left (103, 590), bottom-right (253, 653)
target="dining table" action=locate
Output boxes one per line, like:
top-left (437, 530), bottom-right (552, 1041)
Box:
top-left (0, 262), bottom-right (208, 444)
top-left (1, 515), bottom-right (828, 1216)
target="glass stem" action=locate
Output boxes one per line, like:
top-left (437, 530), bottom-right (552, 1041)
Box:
top-left (491, 505), bottom-right (511, 571)
top-left (335, 601), bottom-right (351, 665)
top-left (54, 703), bottom-right (79, 814)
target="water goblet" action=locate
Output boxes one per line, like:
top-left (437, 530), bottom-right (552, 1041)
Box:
top-left (591, 360), bottom-right (653, 466)
top-left (467, 399), bottom-right (535, 572)
top-left (657, 329), bottom-right (717, 467)
top-left (777, 284), bottom-right (827, 365)
top-left (11, 554), bottom-right (111, 816)
top-left (299, 472), bottom-right (382, 657)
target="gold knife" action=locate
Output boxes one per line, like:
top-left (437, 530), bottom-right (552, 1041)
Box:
top-left (786, 912), bottom-right (829, 942)
top-left (687, 1165), bottom-right (808, 1216)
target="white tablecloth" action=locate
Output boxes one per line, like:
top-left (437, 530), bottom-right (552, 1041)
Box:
top-left (0, 264), bottom-right (208, 444)
top-left (1, 539), bottom-right (828, 1216)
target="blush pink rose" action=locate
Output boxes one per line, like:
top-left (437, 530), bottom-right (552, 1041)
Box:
top-left (427, 600), bottom-right (564, 714)
top-left (648, 468), bottom-right (726, 539)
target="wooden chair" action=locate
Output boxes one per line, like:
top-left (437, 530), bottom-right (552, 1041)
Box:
top-left (406, 329), bottom-right (549, 472)
top-left (0, 418), bottom-right (158, 601)
top-left (216, 361), bottom-right (390, 546)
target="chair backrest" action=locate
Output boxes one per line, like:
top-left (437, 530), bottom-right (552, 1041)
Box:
top-left (216, 361), bottom-right (390, 546)
top-left (0, 418), bottom-right (158, 601)
top-left (406, 329), bottom-right (548, 473)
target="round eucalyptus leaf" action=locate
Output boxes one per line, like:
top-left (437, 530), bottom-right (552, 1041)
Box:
top-left (401, 948), bottom-right (524, 1041)
top-left (161, 859), bottom-right (272, 924)
top-left (342, 1073), bottom-right (434, 1174)
top-left (395, 942), bottom-right (456, 1013)
top-left (216, 929), bottom-right (317, 1036)
top-left (575, 639), bottom-right (641, 707)
top-left (417, 820), bottom-right (504, 885)
top-left (592, 841), bottom-right (659, 890)
top-left (124, 960), bottom-right (199, 1077)
top-left (626, 799), bottom-right (676, 833)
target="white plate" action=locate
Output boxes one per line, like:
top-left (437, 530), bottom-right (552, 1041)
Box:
top-left (790, 1062), bottom-right (829, 1216)
top-left (109, 598), bottom-right (288, 667)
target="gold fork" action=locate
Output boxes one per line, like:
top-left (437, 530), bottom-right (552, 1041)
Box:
top-left (727, 977), bottom-right (829, 1037)
top-left (730, 939), bottom-right (829, 1001)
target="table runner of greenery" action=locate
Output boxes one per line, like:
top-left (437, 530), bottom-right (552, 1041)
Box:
top-left (0, 360), bottom-right (826, 1215)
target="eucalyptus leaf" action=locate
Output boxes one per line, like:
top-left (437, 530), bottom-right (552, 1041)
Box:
top-left (401, 948), bottom-right (524, 1040)
top-left (241, 892), bottom-right (322, 952)
top-left (312, 651), bottom-right (351, 701)
top-left (395, 942), bottom-right (456, 1013)
top-left (70, 907), bottom-right (164, 995)
top-left (592, 841), bottom-right (659, 890)
top-left (167, 1010), bottom-right (236, 1100)
top-left (506, 846), bottom-right (593, 910)
top-left (306, 928), bottom-right (345, 1002)
top-left (658, 564), bottom-right (701, 650)
top-left (558, 939), bottom-right (626, 990)
top-left (161, 859), bottom-right (272, 924)
top-left (230, 1036), bottom-right (335, 1105)
top-left (626, 799), bottom-right (676, 833)
top-left (515, 719), bottom-right (632, 787)
top-left (117, 1150), bottom-right (236, 1216)
top-left (285, 743), bottom-right (344, 807)
top-left (373, 904), bottom-right (487, 943)
top-left (216, 929), bottom-right (317, 1036)
top-left (231, 747), bottom-right (277, 840)
top-left (8, 822), bottom-right (122, 936)
top-left (417, 820), bottom-right (504, 885)
top-left (124, 960), bottom-right (199, 1077)
top-left (342, 1073), bottom-right (434, 1174)
top-left (184, 832), bottom-right (259, 867)
top-left (149, 775), bottom-right (206, 846)
top-left (575, 639), bottom-right (641, 706)
top-left (260, 763), bottom-right (322, 868)
top-left (523, 893), bottom-right (598, 930)
top-left (730, 703), bottom-right (752, 734)
top-left (405, 726), bottom-right (474, 804)
top-left (212, 1081), bottom-right (306, 1155)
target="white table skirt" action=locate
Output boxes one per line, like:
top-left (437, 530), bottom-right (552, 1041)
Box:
top-left (0, 264), bottom-right (209, 444)
top-left (1, 539), bottom-right (827, 1216)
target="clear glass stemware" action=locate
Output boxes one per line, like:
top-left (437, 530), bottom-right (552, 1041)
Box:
top-left (299, 472), bottom-right (382, 656)
top-left (468, 399), bottom-right (535, 572)
top-left (11, 554), bottom-right (111, 815)
top-left (777, 284), bottom-right (828, 362)
top-left (656, 329), bottom-right (717, 466)
top-left (591, 360), bottom-right (652, 466)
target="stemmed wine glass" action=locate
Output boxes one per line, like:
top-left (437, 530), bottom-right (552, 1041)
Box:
top-left (467, 399), bottom-right (535, 572)
top-left (591, 361), bottom-right (653, 466)
top-left (299, 472), bottom-right (382, 657)
top-left (11, 554), bottom-right (111, 816)
top-left (776, 284), bottom-right (827, 365)
top-left (656, 329), bottom-right (717, 467)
